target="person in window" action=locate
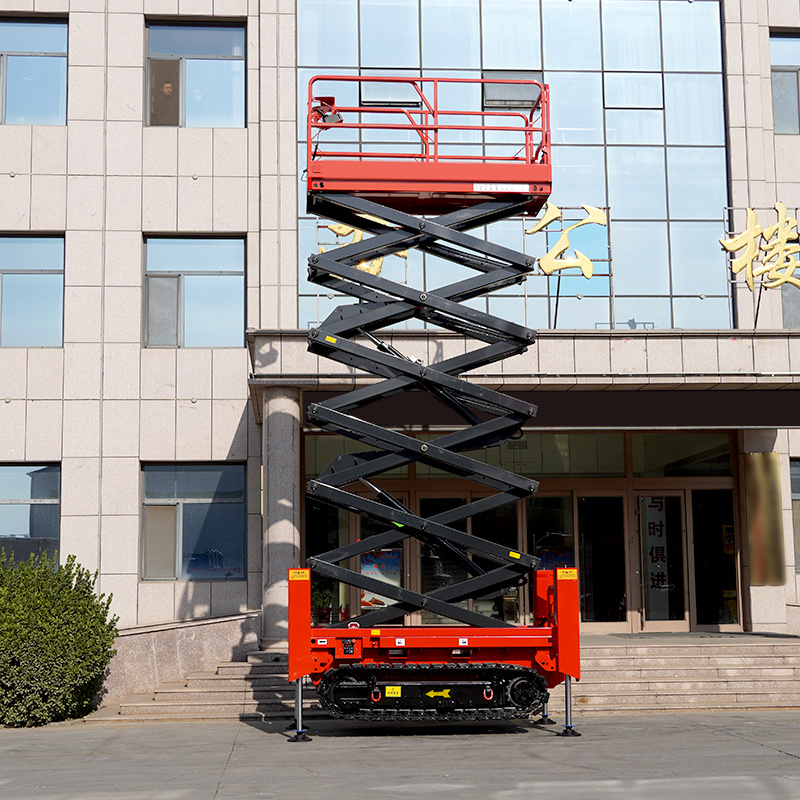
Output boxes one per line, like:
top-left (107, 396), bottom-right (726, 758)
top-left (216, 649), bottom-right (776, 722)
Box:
top-left (150, 80), bottom-right (179, 126)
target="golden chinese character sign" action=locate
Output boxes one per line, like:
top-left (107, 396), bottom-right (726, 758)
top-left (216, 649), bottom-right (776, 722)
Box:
top-left (720, 202), bottom-right (800, 291)
top-left (525, 202), bottom-right (608, 279)
top-left (317, 203), bottom-right (608, 281)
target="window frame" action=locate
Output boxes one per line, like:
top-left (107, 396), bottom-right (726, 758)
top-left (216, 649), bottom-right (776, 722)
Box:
top-left (141, 463), bottom-right (247, 582)
top-left (791, 459), bottom-right (800, 573)
top-left (0, 235), bottom-right (65, 348)
top-left (145, 22), bottom-right (246, 128)
top-left (0, 19), bottom-right (67, 126)
top-left (143, 236), bottom-right (246, 349)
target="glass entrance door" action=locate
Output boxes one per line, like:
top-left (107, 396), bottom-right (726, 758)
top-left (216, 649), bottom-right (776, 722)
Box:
top-left (637, 494), bottom-right (689, 630)
top-left (577, 496), bottom-right (628, 629)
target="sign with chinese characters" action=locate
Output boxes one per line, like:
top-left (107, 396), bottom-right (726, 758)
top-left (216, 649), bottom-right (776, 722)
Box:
top-left (525, 202), bottom-right (608, 278)
top-left (640, 496), bottom-right (670, 621)
top-left (720, 202), bottom-right (800, 291)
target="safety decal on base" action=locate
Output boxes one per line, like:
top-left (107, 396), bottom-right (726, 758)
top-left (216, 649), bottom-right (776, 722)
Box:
top-left (473, 183), bottom-right (532, 193)
top-left (289, 568), bottom-right (310, 580)
top-left (386, 686), bottom-right (402, 697)
top-left (370, 629), bottom-right (381, 636)
top-left (557, 568), bottom-right (578, 580)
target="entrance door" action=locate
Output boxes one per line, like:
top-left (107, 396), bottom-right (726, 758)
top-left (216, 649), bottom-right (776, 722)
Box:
top-left (636, 493), bottom-right (690, 631)
top-left (576, 495), bottom-right (629, 631)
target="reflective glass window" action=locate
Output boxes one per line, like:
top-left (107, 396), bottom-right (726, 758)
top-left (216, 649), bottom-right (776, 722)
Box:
top-left (185, 60), bottom-right (245, 128)
top-left (613, 297), bottom-right (672, 330)
top-left (611, 221), bottom-right (670, 295)
top-left (633, 433), bottom-right (732, 477)
top-left (672, 296), bottom-right (730, 329)
top-left (361, 0), bottom-right (419, 68)
top-left (145, 238), bottom-right (245, 348)
top-left (661, 0), bottom-right (722, 72)
top-left (422, 0), bottom-right (480, 69)
top-left (482, 0), bottom-right (541, 70)
top-left (550, 296), bottom-right (610, 329)
top-left (772, 70), bottom-right (800, 134)
top-left (542, 0), bottom-right (601, 70)
top-left (771, 37), bottom-right (800, 135)
top-left (548, 72), bottom-right (604, 144)
top-left (604, 73), bottom-right (663, 109)
top-left (147, 24), bottom-right (246, 127)
top-left (298, 0), bottom-right (359, 67)
top-left (607, 147), bottom-right (667, 220)
top-left (0, 236), bottom-right (64, 347)
top-left (142, 464), bottom-right (246, 581)
top-left (0, 21), bottom-right (67, 126)
top-left (601, 0), bottom-right (661, 72)
top-left (664, 73), bottom-right (724, 145)
top-left (0, 465), bottom-right (60, 562)
top-left (782, 285), bottom-right (800, 328)
top-left (549, 146), bottom-right (607, 208)
top-left (669, 221), bottom-right (729, 296)
top-left (666, 147), bottom-right (727, 220)
top-left (605, 109), bottom-right (664, 145)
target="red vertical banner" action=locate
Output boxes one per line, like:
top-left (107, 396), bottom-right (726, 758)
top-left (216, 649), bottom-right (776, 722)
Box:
top-left (554, 568), bottom-right (581, 680)
top-left (288, 568), bottom-right (313, 681)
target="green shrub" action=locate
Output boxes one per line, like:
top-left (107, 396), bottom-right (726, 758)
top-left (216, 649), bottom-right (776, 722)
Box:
top-left (0, 551), bottom-right (118, 727)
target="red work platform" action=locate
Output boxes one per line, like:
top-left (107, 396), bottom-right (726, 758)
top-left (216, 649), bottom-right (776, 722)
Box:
top-left (306, 75), bottom-right (551, 216)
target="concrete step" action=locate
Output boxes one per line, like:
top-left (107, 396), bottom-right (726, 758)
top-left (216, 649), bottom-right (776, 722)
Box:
top-left (119, 699), bottom-right (324, 718)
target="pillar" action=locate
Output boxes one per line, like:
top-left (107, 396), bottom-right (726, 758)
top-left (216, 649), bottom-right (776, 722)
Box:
top-left (261, 386), bottom-right (302, 651)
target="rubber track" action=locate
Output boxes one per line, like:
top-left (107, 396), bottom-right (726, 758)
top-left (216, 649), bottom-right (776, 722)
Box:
top-left (316, 662), bottom-right (549, 722)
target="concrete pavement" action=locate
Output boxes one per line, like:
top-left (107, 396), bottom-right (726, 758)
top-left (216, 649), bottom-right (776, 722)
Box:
top-left (3, 711), bottom-right (800, 799)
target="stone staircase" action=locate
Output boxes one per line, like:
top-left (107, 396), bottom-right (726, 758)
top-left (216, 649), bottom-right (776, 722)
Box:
top-left (86, 633), bottom-right (800, 723)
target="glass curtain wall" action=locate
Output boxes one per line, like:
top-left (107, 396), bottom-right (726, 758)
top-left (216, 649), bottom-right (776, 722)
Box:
top-left (296, 0), bottom-right (729, 330)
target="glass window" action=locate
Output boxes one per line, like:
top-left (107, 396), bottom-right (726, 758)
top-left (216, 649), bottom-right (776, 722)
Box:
top-left (298, 0), bottom-right (359, 67)
top-left (142, 464), bottom-right (245, 581)
top-left (0, 237), bottom-right (64, 347)
top-left (0, 20), bottom-right (66, 125)
top-left (607, 147), bottom-right (667, 220)
top-left (664, 73), bottom-right (725, 145)
top-left (421, 0), bottom-right (480, 69)
top-left (771, 36), bottom-right (800, 134)
top-left (666, 147), bottom-right (727, 220)
top-left (632, 432), bottom-right (732, 477)
top-left (482, 0), bottom-right (541, 70)
top-left (605, 109), bottom-right (664, 145)
top-left (361, 0), bottom-right (419, 68)
top-left (611, 221), bottom-right (670, 295)
top-left (542, 0), bottom-right (601, 70)
top-left (0, 465), bottom-right (60, 561)
top-left (601, 0), bottom-right (661, 72)
top-left (550, 295), bottom-right (611, 329)
top-left (672, 296), bottom-right (730, 329)
top-left (772, 70), bottom-right (800, 134)
top-left (604, 73), bottom-right (663, 109)
top-left (661, 0), bottom-right (722, 72)
top-left (782, 284), bottom-right (800, 328)
top-left (147, 24), bottom-right (245, 127)
top-left (145, 238), bottom-right (245, 348)
top-left (549, 146), bottom-right (607, 208)
top-left (669, 221), bottom-right (729, 296)
top-left (613, 297), bottom-right (672, 329)
top-left (791, 460), bottom-right (800, 572)
top-left (547, 72), bottom-right (604, 144)
top-left (482, 71), bottom-right (542, 109)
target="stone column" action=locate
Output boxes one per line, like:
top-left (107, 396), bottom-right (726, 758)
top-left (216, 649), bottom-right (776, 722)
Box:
top-left (261, 386), bottom-right (303, 651)
top-left (739, 429), bottom-right (791, 633)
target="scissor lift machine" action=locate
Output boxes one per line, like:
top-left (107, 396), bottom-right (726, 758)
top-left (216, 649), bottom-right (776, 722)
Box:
top-left (288, 75), bottom-right (581, 738)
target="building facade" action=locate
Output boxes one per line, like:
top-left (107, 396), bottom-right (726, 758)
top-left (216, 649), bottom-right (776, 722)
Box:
top-left (1, 0), bottom-right (800, 698)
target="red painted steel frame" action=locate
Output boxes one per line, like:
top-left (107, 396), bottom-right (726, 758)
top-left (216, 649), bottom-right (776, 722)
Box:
top-left (289, 568), bottom-right (580, 690)
top-left (306, 75), bottom-right (552, 214)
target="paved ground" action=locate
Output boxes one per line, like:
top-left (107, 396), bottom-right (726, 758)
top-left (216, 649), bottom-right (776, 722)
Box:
top-left (4, 711), bottom-right (800, 800)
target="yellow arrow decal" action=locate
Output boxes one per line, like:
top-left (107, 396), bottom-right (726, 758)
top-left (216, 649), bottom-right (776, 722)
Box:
top-left (425, 689), bottom-right (451, 698)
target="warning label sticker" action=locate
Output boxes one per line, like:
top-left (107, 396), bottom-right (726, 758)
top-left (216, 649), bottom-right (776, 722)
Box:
top-left (288, 569), bottom-right (310, 581)
top-left (557, 568), bottom-right (578, 581)
top-left (386, 686), bottom-right (402, 697)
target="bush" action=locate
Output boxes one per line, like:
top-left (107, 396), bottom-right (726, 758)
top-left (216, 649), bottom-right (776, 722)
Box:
top-left (0, 551), bottom-right (118, 727)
